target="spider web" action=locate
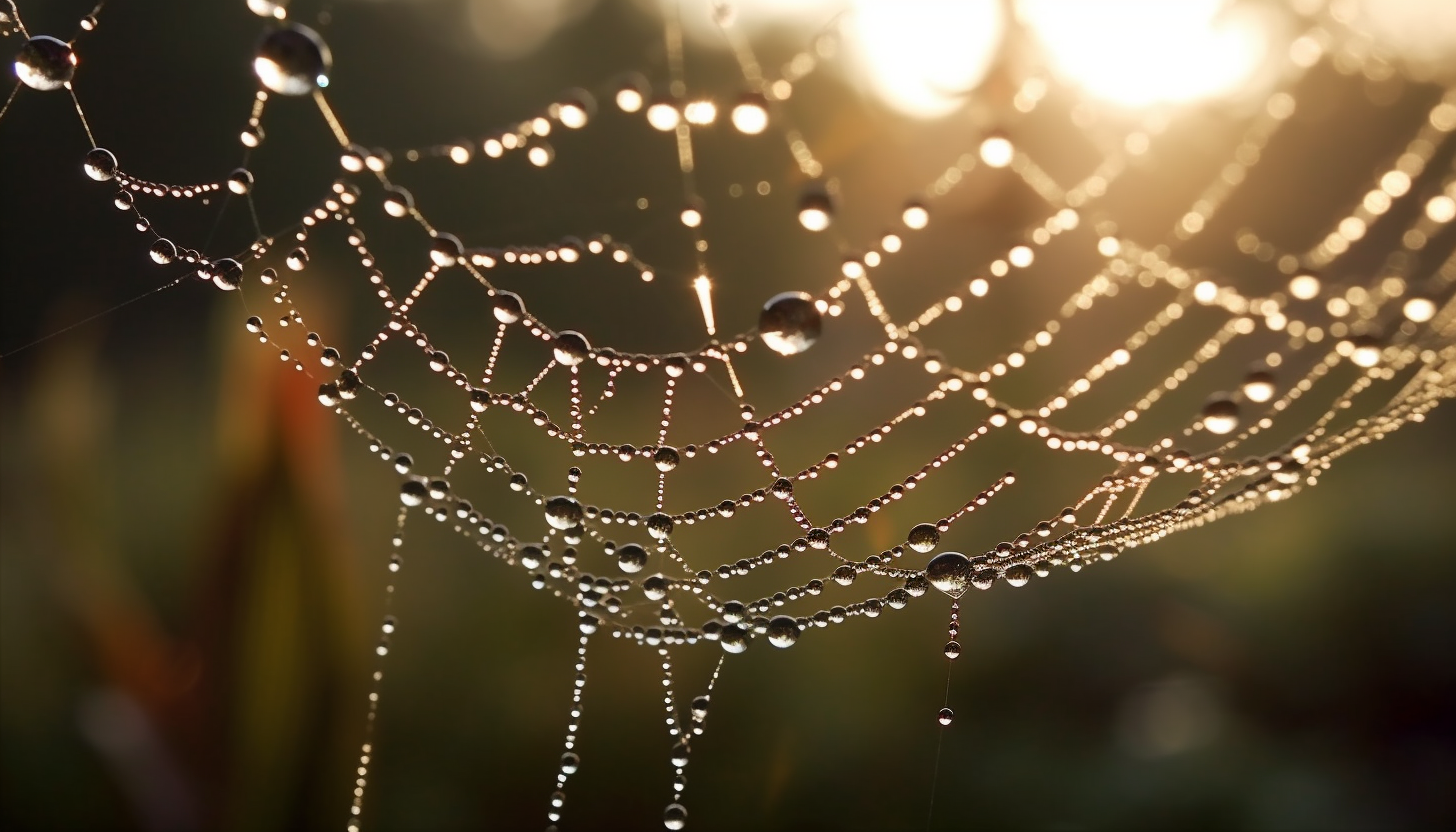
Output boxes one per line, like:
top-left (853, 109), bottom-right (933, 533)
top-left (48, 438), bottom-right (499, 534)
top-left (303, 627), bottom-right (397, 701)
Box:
top-left (2, 0), bottom-right (1455, 830)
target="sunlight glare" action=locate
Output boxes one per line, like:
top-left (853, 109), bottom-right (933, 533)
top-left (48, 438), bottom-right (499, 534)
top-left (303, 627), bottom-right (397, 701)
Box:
top-left (846, 0), bottom-right (1004, 119)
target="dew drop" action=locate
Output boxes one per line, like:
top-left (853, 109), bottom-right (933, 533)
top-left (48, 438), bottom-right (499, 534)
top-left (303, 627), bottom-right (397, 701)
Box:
top-left (553, 331), bottom-right (591, 366)
top-left (544, 495), bottom-right (584, 530)
top-left (719, 624), bottom-right (749, 654)
top-left (617, 542), bottom-right (648, 573)
top-left (924, 552), bottom-right (971, 598)
top-left (83, 147), bottom-right (116, 181)
top-left (731, 93), bottom-right (769, 134)
top-left (286, 247), bottom-right (309, 271)
top-left (1201, 396), bottom-right (1239, 435)
top-left (797, 188), bottom-right (833, 231)
top-left (663, 803), bottom-right (688, 830)
top-left (227, 168), bottom-right (255, 195)
top-left (1004, 563), bottom-right (1034, 587)
top-left (254, 23), bottom-right (331, 96)
top-left (653, 446), bottom-right (680, 472)
top-left (937, 707), bottom-right (954, 727)
top-left (493, 291), bottom-right (525, 324)
top-left (149, 238), bottom-right (177, 265)
top-left (943, 640), bottom-right (961, 659)
top-left (14, 36), bottom-right (76, 91)
top-left (429, 233), bottom-right (462, 267)
top-left (382, 186), bottom-right (414, 218)
top-left (208, 258), bottom-right (244, 291)
top-left (758, 291), bottom-right (822, 356)
top-left (906, 522), bottom-right (940, 553)
top-left (559, 752), bottom-right (580, 775)
top-left (646, 512), bottom-right (674, 540)
top-left (1241, 370), bottom-right (1276, 403)
top-left (766, 615), bottom-right (800, 648)
top-left (399, 480), bottom-right (428, 507)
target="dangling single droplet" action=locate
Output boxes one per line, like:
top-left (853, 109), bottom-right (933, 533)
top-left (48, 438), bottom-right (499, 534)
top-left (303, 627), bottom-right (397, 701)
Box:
top-left (663, 803), bottom-right (688, 830)
top-left (544, 495), bottom-right (584, 530)
top-left (382, 186), bottom-right (414, 218)
top-left (83, 147), bottom-right (116, 181)
top-left (1242, 370), bottom-right (1275, 403)
top-left (937, 707), bottom-right (954, 727)
top-left (797, 188), bottom-right (833, 231)
top-left (553, 331), bottom-right (591, 366)
top-left (758, 291), bottom-right (822, 356)
top-left (906, 523), bottom-right (940, 553)
top-left (149, 238), bottom-right (177, 265)
top-left (1201, 396), bottom-right (1239, 435)
top-left (617, 542), bottom-right (648, 573)
top-left (14, 36), bottom-right (77, 91)
top-left (924, 552), bottom-right (971, 598)
top-left (765, 615), bottom-right (801, 648)
top-left (286, 247), bottom-right (309, 271)
top-left (253, 23), bottom-right (331, 96)
top-left (492, 291), bottom-right (525, 324)
top-left (227, 168), bottom-right (254, 195)
top-left (943, 640), bottom-right (961, 659)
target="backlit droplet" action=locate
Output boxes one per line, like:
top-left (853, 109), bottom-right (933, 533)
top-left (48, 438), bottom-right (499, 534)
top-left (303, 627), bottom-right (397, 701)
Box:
top-left (209, 258), bottom-right (244, 291)
top-left (902, 201), bottom-right (929, 230)
top-left (1201, 396), bottom-right (1239, 435)
top-left (1350, 336), bottom-right (1382, 368)
top-left (240, 124), bottom-right (264, 148)
top-left (286, 247), bottom-right (309, 271)
top-left (83, 147), bottom-right (116, 181)
top-left (663, 803), bottom-right (688, 830)
top-left (14, 36), bottom-right (76, 91)
top-left (254, 24), bottom-right (331, 96)
top-left (553, 331), bottom-right (591, 366)
top-left (943, 640), bottom-right (961, 660)
top-left (937, 707), bottom-right (954, 726)
top-left (646, 512), bottom-right (674, 540)
top-left (654, 446), bottom-right (680, 472)
top-left (559, 752), bottom-right (580, 775)
top-left (766, 615), bottom-right (800, 648)
top-left (383, 186), bottom-right (414, 218)
top-left (646, 99), bottom-right (680, 131)
top-left (493, 291), bottom-right (525, 324)
top-left (400, 480), bottom-right (427, 507)
top-left (719, 624), bottom-right (749, 654)
top-left (227, 168), bottom-right (254, 195)
top-left (544, 495), bottom-right (584, 530)
top-left (555, 89), bottom-right (595, 128)
top-left (797, 189), bottom-right (833, 231)
top-left (906, 523), bottom-right (940, 553)
top-left (1004, 563), bottom-right (1034, 587)
top-left (924, 552), bottom-right (971, 598)
top-left (617, 543), bottom-right (648, 573)
top-left (149, 238), bottom-right (177, 265)
top-left (979, 132), bottom-right (1014, 168)
top-left (731, 93), bottom-right (769, 134)
top-left (758, 291), bottom-right (822, 356)
top-left (429, 233), bottom-right (462, 267)
top-left (615, 74), bottom-right (648, 113)
top-left (1242, 371), bottom-right (1276, 403)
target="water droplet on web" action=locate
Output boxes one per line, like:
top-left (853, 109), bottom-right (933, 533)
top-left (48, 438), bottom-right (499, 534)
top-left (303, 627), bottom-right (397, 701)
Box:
top-left (832, 564), bottom-right (856, 586)
top-left (925, 552), bottom-right (971, 598)
top-left (617, 543), bottom-right (648, 573)
top-left (544, 496), bottom-right (583, 530)
top-left (663, 803), bottom-right (688, 830)
top-left (254, 23), bottom-right (331, 96)
top-left (758, 291), bottom-right (821, 356)
top-left (1201, 396), bottom-right (1239, 435)
top-left (286, 247), bottom-right (309, 271)
top-left (770, 478), bottom-right (793, 499)
top-left (937, 707), bottom-right (954, 726)
top-left (1242, 370), bottom-right (1275, 403)
top-left (149, 238), bottom-right (177, 265)
top-left (653, 446), bottom-right (680, 472)
top-left (383, 186), bottom-right (414, 218)
top-left (943, 640), bottom-right (961, 659)
top-left (429, 233), bottom-right (462, 267)
top-left (766, 615), bottom-right (800, 648)
top-left (646, 512), bottom-right (674, 540)
top-left (83, 148), bottom-right (116, 181)
top-left (902, 201), bottom-right (929, 230)
top-left (907, 523), bottom-right (940, 553)
top-left (493, 291), bottom-right (525, 324)
top-left (208, 258), bottom-right (244, 291)
top-left (240, 124), bottom-right (265, 148)
top-left (559, 752), bottom-right (580, 775)
top-left (14, 36), bottom-right (76, 91)
top-left (553, 331), bottom-right (591, 366)
top-left (79, 14), bottom-right (98, 31)
top-left (227, 168), bottom-right (254, 195)
top-left (719, 624), bottom-right (749, 654)
top-left (731, 93), bottom-right (769, 134)
top-left (797, 188), bottom-right (833, 231)
top-left (1005, 563), bottom-right (1034, 587)
top-left (400, 479), bottom-right (427, 507)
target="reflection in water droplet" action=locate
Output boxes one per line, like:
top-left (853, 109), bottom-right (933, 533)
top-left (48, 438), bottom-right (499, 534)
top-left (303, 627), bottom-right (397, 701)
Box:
top-left (758, 292), bottom-right (822, 356)
top-left (906, 523), bottom-right (940, 553)
top-left (15, 36), bottom-right (76, 91)
top-left (937, 707), bottom-right (954, 726)
top-left (83, 147), bottom-right (116, 181)
top-left (254, 24), bottom-right (331, 96)
top-left (925, 552), bottom-right (971, 598)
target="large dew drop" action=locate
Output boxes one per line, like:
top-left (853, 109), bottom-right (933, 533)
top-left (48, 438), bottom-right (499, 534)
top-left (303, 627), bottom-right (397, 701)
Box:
top-left (493, 291), bottom-right (525, 324)
top-left (765, 615), bottom-right (800, 648)
top-left (906, 523), bottom-right (940, 553)
top-left (616, 543), bottom-right (648, 573)
top-left (553, 331), bottom-right (591, 366)
top-left (14, 36), bottom-right (76, 91)
top-left (544, 495), bottom-right (583, 530)
top-left (253, 24), bottom-right (331, 96)
top-left (83, 148), bottom-right (117, 181)
top-left (758, 292), bottom-right (822, 356)
top-left (924, 551), bottom-right (972, 598)
top-left (663, 803), bottom-right (688, 830)
top-left (1201, 396), bottom-right (1239, 435)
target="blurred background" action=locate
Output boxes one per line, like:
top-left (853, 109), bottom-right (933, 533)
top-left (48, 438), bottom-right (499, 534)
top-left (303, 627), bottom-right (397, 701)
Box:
top-left (2, 0), bottom-right (1454, 830)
